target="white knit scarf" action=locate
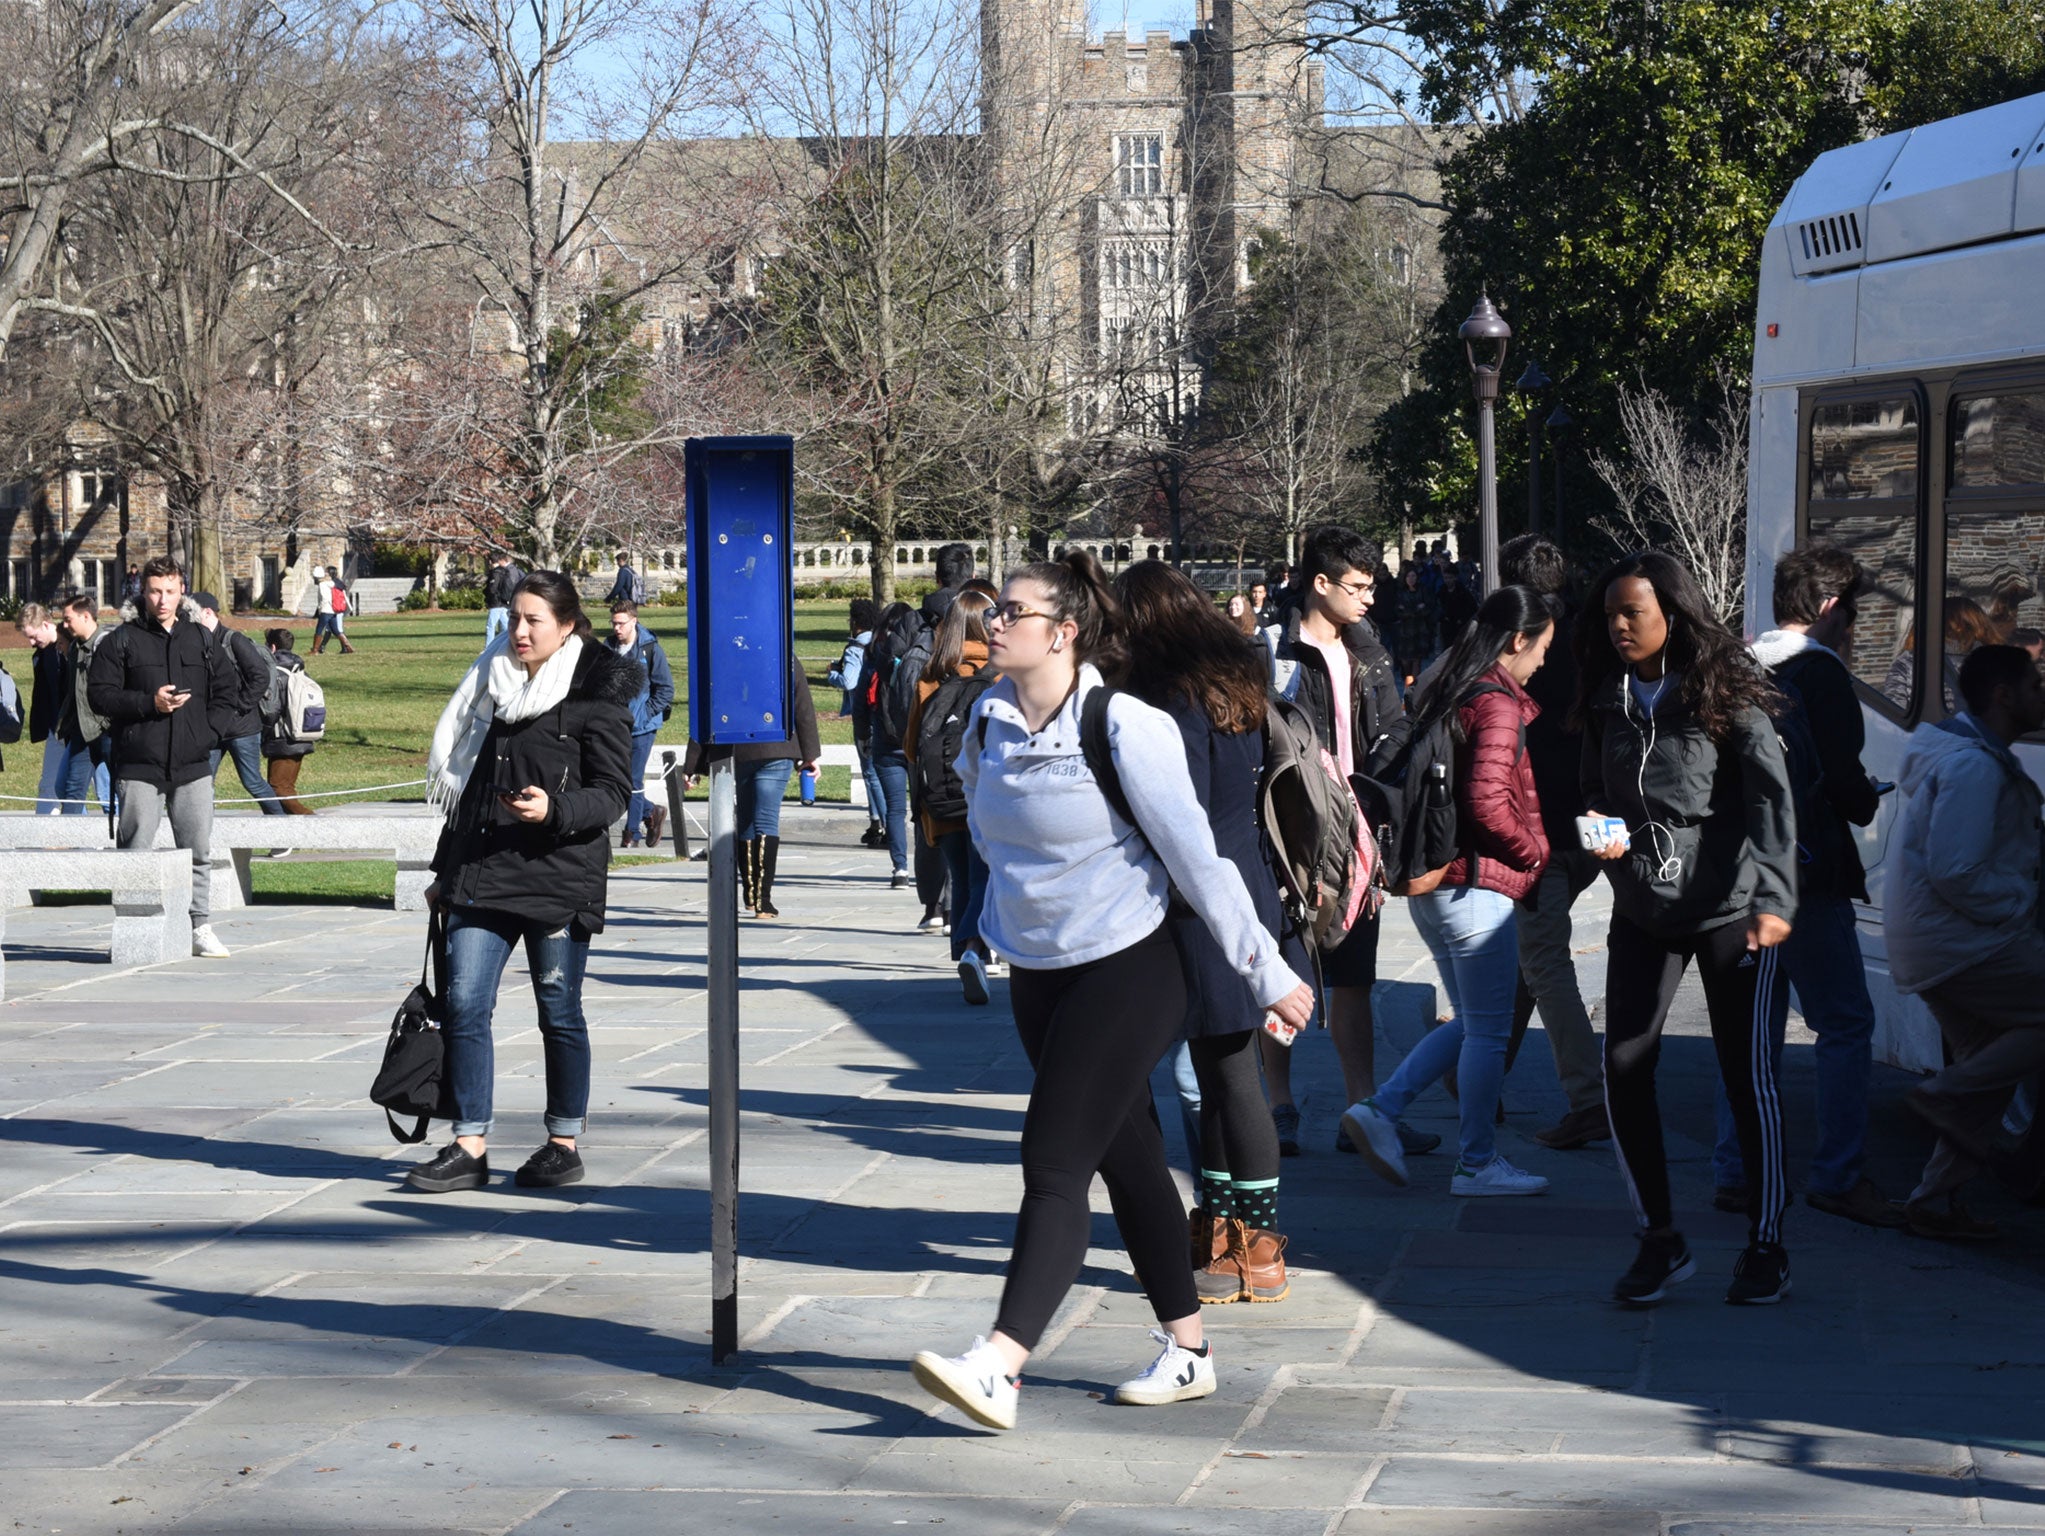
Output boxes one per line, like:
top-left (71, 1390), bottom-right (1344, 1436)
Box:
top-left (428, 632), bottom-right (585, 816)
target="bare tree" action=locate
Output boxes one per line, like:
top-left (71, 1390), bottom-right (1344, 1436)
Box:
top-left (382, 0), bottom-right (747, 567)
top-left (1590, 369), bottom-right (1751, 622)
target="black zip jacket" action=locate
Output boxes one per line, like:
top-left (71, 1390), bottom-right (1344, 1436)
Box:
top-left (1768, 644), bottom-right (1878, 904)
top-left (86, 600), bottom-right (240, 789)
top-left (431, 643), bottom-right (639, 932)
top-left (218, 627), bottom-right (275, 741)
top-left (29, 644), bottom-right (81, 747)
top-left (1579, 673), bottom-right (1798, 936)
top-left (1265, 605), bottom-right (1407, 770)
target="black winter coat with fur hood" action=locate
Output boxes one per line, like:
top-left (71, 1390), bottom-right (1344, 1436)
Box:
top-left (431, 641), bottom-right (642, 932)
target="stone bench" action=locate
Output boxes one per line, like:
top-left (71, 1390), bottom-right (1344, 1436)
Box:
top-left (0, 848), bottom-right (194, 999)
top-left (0, 808), bottom-right (441, 912)
top-left (204, 811), bottom-right (441, 912)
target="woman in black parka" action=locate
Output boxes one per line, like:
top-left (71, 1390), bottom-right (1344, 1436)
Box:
top-left (411, 571), bottom-right (641, 1195)
top-left (1117, 560), bottom-right (1310, 1307)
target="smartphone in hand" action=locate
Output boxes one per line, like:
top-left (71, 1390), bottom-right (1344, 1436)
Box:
top-left (1261, 1010), bottom-right (1299, 1048)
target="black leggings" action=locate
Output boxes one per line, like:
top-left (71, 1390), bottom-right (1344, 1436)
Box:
top-left (994, 926), bottom-right (1195, 1351)
top-left (1188, 1030), bottom-right (1280, 1187)
top-left (1603, 914), bottom-right (1790, 1245)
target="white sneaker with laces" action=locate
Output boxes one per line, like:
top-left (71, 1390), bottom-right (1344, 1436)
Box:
top-left (192, 924), bottom-right (230, 959)
top-left (911, 1335), bottom-right (1019, 1430)
top-left (959, 950), bottom-right (990, 1006)
top-left (1113, 1328), bottom-right (1217, 1406)
top-left (1339, 1100), bottom-right (1409, 1187)
top-left (1451, 1155), bottom-right (1549, 1197)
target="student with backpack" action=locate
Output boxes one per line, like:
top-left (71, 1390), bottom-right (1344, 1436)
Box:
top-left (1576, 551), bottom-right (1798, 1306)
top-left (860, 599), bottom-right (923, 885)
top-left (1260, 525), bottom-right (1432, 1161)
top-left (310, 566), bottom-right (356, 654)
top-left (261, 629), bottom-right (322, 813)
top-left (1341, 586), bottom-right (1556, 1197)
top-left (902, 590), bottom-right (995, 1003)
top-left (911, 553), bottom-right (1314, 1432)
top-left (1118, 560), bottom-right (1311, 1306)
top-left (1727, 546), bottom-right (1898, 1228)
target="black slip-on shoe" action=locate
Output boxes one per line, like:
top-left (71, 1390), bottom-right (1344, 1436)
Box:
top-left (407, 1143), bottom-right (488, 1193)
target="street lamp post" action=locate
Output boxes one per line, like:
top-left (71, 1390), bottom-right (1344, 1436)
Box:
top-left (1516, 360), bottom-right (1551, 535)
top-left (1547, 400), bottom-right (1574, 548)
top-left (1460, 293), bottom-right (1512, 594)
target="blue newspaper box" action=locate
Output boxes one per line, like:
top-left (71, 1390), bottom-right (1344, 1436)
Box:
top-left (686, 436), bottom-right (795, 745)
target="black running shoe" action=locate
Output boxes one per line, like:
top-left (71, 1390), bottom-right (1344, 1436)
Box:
top-left (1613, 1229), bottom-right (1694, 1306)
top-left (1724, 1241), bottom-right (1791, 1306)
top-left (515, 1142), bottom-right (586, 1188)
top-left (407, 1142), bottom-right (488, 1193)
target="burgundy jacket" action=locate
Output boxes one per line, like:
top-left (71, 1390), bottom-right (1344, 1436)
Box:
top-left (1440, 666), bottom-right (1550, 901)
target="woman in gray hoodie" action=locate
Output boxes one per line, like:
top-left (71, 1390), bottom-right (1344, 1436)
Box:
top-left (910, 552), bottom-right (1313, 1433)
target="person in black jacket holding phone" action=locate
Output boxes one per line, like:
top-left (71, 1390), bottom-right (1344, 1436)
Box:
top-left (1576, 551), bottom-right (1798, 1308)
top-left (411, 570), bottom-right (639, 1194)
top-left (88, 557), bottom-right (242, 959)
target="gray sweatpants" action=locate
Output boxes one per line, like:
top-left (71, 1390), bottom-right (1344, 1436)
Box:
top-left (1911, 935), bottom-right (2045, 1202)
top-left (1515, 844), bottom-right (1605, 1114)
top-left (117, 776), bottom-right (215, 924)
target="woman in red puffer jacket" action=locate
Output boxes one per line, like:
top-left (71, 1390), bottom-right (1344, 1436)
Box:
top-left (1339, 586), bottom-right (1557, 1198)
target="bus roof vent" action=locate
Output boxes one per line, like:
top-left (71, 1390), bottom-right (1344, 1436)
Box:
top-left (1866, 93), bottom-right (2045, 264)
top-left (1776, 130), bottom-right (1907, 278)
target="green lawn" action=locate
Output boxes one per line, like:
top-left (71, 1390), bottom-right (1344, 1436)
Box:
top-left (0, 602), bottom-right (866, 811)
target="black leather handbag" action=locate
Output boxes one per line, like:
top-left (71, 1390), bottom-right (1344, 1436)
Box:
top-left (370, 910), bottom-right (448, 1144)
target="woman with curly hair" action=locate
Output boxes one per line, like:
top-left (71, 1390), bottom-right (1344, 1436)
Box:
top-left (1575, 551), bottom-right (1798, 1308)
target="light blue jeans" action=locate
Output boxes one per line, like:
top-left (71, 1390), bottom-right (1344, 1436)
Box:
top-left (485, 607), bottom-right (509, 646)
top-left (735, 758), bottom-right (795, 839)
top-left (1373, 884), bottom-right (1519, 1170)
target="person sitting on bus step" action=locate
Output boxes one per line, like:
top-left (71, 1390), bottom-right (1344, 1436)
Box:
top-left (1722, 547), bottom-right (1900, 1228)
top-left (1886, 644), bottom-right (2045, 1241)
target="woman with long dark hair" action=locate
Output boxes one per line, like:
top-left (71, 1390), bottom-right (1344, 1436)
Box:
top-left (1117, 560), bottom-right (1305, 1305)
top-left (1574, 550), bottom-right (1797, 1306)
top-left (1342, 585), bottom-right (1556, 1196)
top-left (910, 552), bottom-right (1313, 1431)
top-left (902, 589), bottom-right (996, 1003)
top-left (413, 571), bottom-right (641, 1194)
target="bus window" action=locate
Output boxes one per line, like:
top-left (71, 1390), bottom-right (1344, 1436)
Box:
top-left (1807, 396), bottom-right (1921, 708)
top-left (1944, 389), bottom-right (2045, 724)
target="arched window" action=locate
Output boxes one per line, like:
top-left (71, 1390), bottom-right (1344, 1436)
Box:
top-left (1147, 544), bottom-right (1159, 560)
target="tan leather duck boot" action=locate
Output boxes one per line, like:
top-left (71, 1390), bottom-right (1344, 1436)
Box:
top-left (1239, 1226), bottom-right (1290, 1303)
top-left (1196, 1218), bottom-right (1250, 1304)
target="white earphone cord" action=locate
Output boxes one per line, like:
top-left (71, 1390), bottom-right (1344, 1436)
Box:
top-left (1623, 672), bottom-right (1684, 885)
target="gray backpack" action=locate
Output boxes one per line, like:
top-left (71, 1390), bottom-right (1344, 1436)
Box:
top-left (1259, 694), bottom-right (1370, 953)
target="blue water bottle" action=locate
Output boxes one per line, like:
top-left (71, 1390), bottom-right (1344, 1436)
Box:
top-left (799, 767), bottom-right (817, 806)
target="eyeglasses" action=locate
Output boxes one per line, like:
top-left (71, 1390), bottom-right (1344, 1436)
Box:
top-left (987, 601), bottom-right (1056, 629)
top-left (1336, 577), bottom-right (1376, 598)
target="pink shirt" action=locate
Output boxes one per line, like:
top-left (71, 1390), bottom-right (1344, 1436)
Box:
top-left (1305, 633), bottom-right (1354, 777)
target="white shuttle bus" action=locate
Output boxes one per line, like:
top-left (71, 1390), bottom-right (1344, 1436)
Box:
top-left (1746, 90), bottom-right (2045, 1074)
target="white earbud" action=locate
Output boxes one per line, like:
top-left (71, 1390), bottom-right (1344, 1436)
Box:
top-left (1051, 639), bottom-right (1063, 653)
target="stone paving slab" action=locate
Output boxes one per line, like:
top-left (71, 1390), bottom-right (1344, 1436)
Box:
top-left (4, 823), bottom-right (2045, 1534)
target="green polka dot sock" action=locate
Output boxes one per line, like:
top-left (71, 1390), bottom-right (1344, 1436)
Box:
top-left (1234, 1178), bottom-right (1279, 1231)
top-left (1198, 1170), bottom-right (1235, 1221)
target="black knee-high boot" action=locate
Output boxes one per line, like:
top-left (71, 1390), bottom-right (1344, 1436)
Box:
top-left (756, 836), bottom-right (781, 919)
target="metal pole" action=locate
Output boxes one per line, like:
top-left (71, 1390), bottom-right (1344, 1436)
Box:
top-left (1527, 409), bottom-right (1544, 537)
top-left (1476, 391), bottom-right (1500, 596)
top-left (662, 750), bottom-right (691, 861)
top-left (706, 750), bottom-right (740, 1363)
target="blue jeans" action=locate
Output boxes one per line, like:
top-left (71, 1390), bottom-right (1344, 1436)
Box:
top-left (1170, 1039), bottom-right (1202, 1184)
top-left (856, 739), bottom-right (886, 822)
top-left (36, 737), bottom-right (95, 814)
top-left (1712, 893), bottom-right (1876, 1196)
top-left (735, 758), bottom-right (794, 839)
top-left (874, 750), bottom-right (910, 872)
top-left (1375, 885), bottom-right (1519, 1170)
top-left (210, 734), bottom-right (284, 814)
top-left (485, 607), bottom-right (509, 645)
top-left (443, 907), bottom-right (592, 1138)
top-left (938, 827), bottom-right (989, 962)
top-left (625, 731), bottom-right (657, 838)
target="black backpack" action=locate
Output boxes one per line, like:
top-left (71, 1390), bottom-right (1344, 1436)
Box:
top-left (866, 606), bottom-right (924, 747)
top-left (914, 671), bottom-right (995, 822)
top-left (1358, 681), bottom-right (1511, 896)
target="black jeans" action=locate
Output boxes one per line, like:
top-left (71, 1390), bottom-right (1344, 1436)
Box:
top-left (1602, 914), bottom-right (1790, 1245)
top-left (995, 926), bottom-right (1194, 1351)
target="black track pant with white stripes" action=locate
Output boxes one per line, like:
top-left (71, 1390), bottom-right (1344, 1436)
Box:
top-left (1602, 913), bottom-right (1790, 1246)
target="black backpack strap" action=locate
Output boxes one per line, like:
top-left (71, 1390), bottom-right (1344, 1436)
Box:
top-left (387, 1108), bottom-right (430, 1145)
top-left (1079, 685), bottom-right (1139, 831)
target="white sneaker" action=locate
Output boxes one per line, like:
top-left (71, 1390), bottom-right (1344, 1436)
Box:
top-left (1339, 1100), bottom-right (1409, 1187)
top-left (959, 950), bottom-right (990, 1006)
top-left (916, 909), bottom-right (946, 933)
top-left (912, 1336), bottom-right (1018, 1430)
top-left (1451, 1155), bottom-right (1549, 1197)
top-left (191, 924), bottom-right (230, 959)
top-left (1113, 1328), bottom-right (1217, 1406)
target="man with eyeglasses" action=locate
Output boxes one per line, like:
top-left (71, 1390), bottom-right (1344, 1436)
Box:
top-left (1736, 544), bottom-right (1896, 1228)
top-left (1260, 525), bottom-right (1435, 1161)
